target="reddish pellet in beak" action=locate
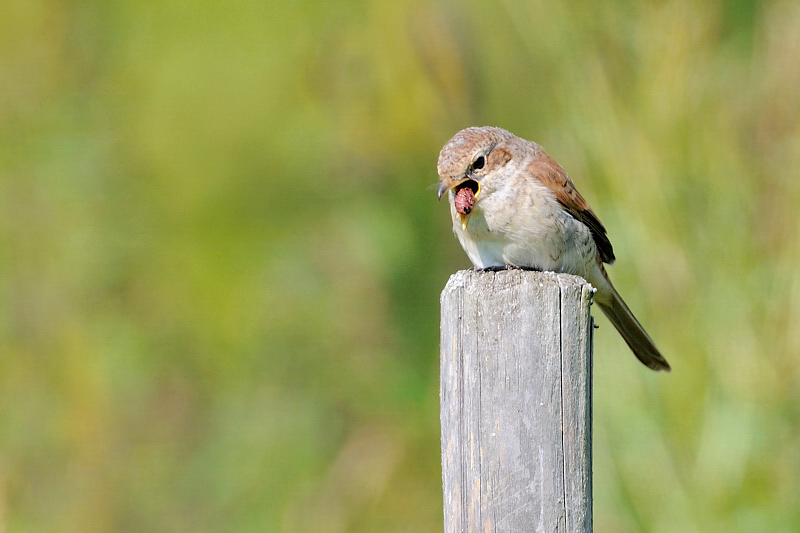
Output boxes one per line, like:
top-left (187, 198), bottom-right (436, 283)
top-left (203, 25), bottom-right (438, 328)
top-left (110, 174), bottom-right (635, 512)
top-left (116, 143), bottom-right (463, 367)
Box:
top-left (454, 187), bottom-right (475, 215)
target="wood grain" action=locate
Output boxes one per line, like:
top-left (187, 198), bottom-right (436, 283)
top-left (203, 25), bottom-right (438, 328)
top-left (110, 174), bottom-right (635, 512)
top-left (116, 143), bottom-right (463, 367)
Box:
top-left (440, 269), bottom-right (594, 532)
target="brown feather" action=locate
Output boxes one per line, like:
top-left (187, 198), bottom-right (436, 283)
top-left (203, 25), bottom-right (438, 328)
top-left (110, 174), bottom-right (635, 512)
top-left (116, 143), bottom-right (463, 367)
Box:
top-left (596, 286), bottom-right (671, 371)
top-left (526, 152), bottom-right (616, 264)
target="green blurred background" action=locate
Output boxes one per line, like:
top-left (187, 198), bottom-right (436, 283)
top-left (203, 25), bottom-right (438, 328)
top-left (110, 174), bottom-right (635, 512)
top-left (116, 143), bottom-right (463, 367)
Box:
top-left (2, 0), bottom-right (799, 531)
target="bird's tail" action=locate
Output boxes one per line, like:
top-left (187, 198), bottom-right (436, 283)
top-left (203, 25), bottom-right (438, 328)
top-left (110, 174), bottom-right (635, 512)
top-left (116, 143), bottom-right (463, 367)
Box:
top-left (596, 285), bottom-right (671, 372)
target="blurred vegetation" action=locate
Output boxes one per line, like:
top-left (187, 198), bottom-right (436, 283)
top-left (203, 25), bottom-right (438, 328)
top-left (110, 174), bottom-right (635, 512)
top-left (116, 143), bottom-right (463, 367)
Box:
top-left (1, 0), bottom-right (799, 531)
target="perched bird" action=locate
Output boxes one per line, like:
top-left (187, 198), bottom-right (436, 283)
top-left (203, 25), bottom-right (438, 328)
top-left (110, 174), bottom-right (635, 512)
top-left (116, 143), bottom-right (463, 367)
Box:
top-left (437, 126), bottom-right (670, 371)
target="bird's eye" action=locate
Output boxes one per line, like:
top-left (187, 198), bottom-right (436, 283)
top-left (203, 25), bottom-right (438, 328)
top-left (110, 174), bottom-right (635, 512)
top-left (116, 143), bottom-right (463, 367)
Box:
top-left (473, 156), bottom-right (485, 170)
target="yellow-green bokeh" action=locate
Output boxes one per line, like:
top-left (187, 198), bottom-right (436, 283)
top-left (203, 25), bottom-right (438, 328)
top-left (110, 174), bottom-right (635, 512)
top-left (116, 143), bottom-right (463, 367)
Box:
top-left (2, 1), bottom-right (799, 531)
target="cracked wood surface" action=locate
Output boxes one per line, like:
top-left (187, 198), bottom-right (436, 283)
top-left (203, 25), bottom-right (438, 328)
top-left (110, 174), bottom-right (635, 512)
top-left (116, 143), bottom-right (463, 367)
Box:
top-left (440, 269), bottom-right (594, 533)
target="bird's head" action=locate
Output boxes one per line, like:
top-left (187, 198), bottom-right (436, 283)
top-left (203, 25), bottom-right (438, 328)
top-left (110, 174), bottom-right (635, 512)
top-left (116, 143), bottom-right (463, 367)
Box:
top-left (436, 127), bottom-right (515, 204)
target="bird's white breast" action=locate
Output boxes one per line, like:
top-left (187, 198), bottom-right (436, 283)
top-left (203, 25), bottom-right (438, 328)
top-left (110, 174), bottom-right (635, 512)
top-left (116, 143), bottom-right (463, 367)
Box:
top-left (450, 176), bottom-right (598, 279)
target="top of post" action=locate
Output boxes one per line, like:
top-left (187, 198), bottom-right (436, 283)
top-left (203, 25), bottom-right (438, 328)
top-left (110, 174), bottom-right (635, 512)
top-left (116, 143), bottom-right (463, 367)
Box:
top-left (443, 269), bottom-right (595, 299)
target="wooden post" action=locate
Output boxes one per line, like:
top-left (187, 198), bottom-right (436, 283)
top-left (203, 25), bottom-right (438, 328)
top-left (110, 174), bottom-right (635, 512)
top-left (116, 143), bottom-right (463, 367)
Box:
top-left (440, 269), bottom-right (594, 533)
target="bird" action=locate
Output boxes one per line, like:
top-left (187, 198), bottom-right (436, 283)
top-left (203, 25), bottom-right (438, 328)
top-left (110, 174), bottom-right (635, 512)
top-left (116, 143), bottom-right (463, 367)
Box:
top-left (437, 126), bottom-right (670, 371)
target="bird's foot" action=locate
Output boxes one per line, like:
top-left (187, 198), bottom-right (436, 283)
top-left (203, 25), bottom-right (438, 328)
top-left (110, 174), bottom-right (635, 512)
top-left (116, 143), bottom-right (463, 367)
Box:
top-left (475, 264), bottom-right (542, 272)
top-left (476, 265), bottom-right (511, 272)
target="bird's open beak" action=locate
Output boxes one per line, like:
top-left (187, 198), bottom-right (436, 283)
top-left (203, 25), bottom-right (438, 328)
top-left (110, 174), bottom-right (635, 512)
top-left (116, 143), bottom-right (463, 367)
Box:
top-left (437, 182), bottom-right (449, 201)
top-left (439, 179), bottom-right (482, 230)
top-left (438, 179), bottom-right (481, 201)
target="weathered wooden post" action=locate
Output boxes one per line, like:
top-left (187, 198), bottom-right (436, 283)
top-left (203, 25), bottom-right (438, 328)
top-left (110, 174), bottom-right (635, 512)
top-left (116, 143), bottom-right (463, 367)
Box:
top-left (440, 269), bottom-right (594, 532)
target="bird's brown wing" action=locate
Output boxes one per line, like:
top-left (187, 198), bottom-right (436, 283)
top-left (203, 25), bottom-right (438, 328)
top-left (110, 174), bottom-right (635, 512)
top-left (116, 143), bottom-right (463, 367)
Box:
top-left (527, 152), bottom-right (616, 264)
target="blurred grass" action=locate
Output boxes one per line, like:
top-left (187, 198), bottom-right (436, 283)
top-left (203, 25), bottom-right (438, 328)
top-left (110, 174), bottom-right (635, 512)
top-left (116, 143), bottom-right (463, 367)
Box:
top-left (1, 0), bottom-right (800, 531)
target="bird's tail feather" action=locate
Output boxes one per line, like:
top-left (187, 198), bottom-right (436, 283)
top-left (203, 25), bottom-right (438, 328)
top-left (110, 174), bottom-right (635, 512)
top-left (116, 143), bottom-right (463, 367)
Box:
top-left (596, 287), bottom-right (671, 372)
